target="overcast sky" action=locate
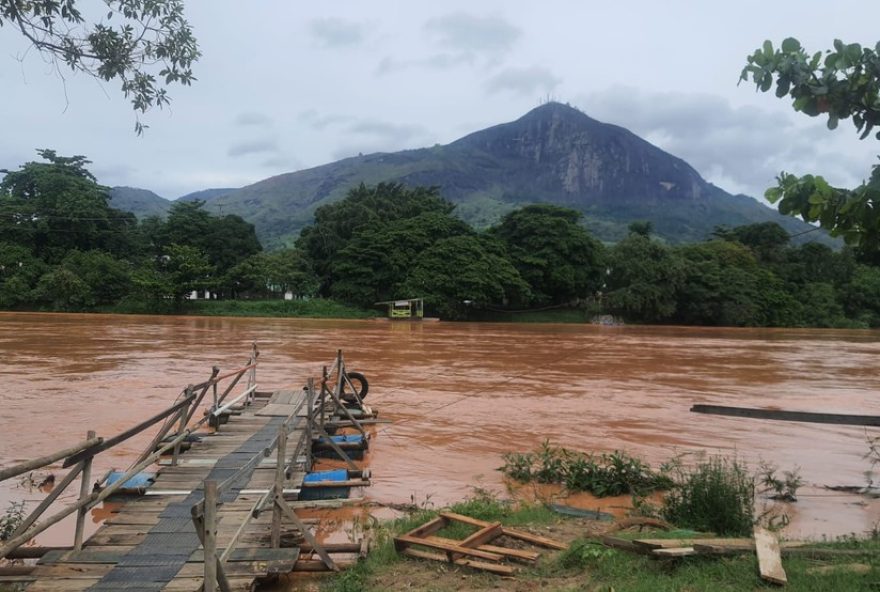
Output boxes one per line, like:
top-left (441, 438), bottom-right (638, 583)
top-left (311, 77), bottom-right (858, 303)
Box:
top-left (1, 0), bottom-right (878, 201)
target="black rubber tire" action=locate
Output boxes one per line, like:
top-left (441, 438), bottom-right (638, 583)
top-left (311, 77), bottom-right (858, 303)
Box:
top-left (342, 371), bottom-right (369, 401)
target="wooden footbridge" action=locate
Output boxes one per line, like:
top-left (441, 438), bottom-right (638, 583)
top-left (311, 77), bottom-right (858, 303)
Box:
top-left (0, 345), bottom-right (378, 591)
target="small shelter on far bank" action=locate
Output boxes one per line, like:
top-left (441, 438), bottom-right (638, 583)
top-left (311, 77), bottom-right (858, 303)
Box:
top-left (375, 298), bottom-right (425, 320)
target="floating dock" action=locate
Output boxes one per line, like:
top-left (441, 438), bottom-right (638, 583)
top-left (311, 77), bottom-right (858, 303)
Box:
top-left (0, 346), bottom-right (376, 591)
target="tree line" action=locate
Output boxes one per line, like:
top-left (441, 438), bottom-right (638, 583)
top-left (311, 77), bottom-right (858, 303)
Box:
top-left (1, 151), bottom-right (879, 327)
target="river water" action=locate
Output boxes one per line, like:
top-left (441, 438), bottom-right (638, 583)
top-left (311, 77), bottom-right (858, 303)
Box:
top-left (0, 312), bottom-right (878, 549)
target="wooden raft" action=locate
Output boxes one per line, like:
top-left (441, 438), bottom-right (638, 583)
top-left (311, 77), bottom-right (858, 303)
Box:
top-left (394, 512), bottom-right (567, 575)
top-left (18, 390), bottom-right (313, 592)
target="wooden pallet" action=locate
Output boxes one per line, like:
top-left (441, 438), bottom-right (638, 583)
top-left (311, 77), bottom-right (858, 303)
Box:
top-left (393, 511), bottom-right (567, 575)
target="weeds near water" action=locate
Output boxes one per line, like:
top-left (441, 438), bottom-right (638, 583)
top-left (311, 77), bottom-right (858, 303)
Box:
top-left (501, 441), bottom-right (673, 497)
top-left (758, 461), bottom-right (804, 502)
top-left (557, 538), bottom-right (617, 569)
top-left (0, 501), bottom-right (25, 541)
top-left (661, 455), bottom-right (755, 536)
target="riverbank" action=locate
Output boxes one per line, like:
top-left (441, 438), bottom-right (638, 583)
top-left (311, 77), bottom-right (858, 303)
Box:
top-left (8, 300), bottom-right (603, 323)
top-left (317, 492), bottom-right (880, 592)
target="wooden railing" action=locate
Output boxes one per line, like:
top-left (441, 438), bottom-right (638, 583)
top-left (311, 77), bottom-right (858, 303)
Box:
top-left (193, 378), bottom-right (339, 592)
top-left (0, 343), bottom-right (261, 560)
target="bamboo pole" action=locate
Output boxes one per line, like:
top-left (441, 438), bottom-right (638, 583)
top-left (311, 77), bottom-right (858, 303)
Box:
top-left (73, 430), bottom-right (95, 551)
top-left (0, 437), bottom-right (101, 482)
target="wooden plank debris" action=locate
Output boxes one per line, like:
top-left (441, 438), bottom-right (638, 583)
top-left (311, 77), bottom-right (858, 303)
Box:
top-left (691, 404), bottom-right (880, 427)
top-left (395, 512), bottom-right (566, 575)
top-left (754, 527), bottom-right (787, 585)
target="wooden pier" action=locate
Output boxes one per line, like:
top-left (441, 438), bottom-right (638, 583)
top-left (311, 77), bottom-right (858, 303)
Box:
top-left (0, 346), bottom-right (376, 592)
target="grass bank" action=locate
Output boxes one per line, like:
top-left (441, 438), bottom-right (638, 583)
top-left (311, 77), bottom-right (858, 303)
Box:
top-left (104, 298), bottom-right (379, 319)
top-left (322, 490), bottom-right (880, 592)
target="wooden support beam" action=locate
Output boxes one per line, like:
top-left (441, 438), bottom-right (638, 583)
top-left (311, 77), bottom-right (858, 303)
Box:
top-left (439, 512), bottom-right (568, 550)
top-left (691, 404), bottom-right (880, 427)
top-left (203, 480), bottom-right (219, 592)
top-left (73, 430), bottom-right (95, 551)
top-left (399, 548), bottom-right (515, 575)
top-left (274, 494), bottom-right (338, 571)
top-left (395, 535), bottom-right (505, 562)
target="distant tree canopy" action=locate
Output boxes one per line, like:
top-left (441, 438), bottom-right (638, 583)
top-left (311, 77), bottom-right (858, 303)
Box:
top-left (1, 153), bottom-right (879, 327)
top-left (742, 38), bottom-right (880, 259)
top-left (297, 182), bottom-right (454, 293)
top-left (0, 149), bottom-right (137, 262)
top-left (0, 0), bottom-right (199, 133)
top-left (0, 150), bottom-right (284, 311)
top-left (492, 205), bottom-right (605, 305)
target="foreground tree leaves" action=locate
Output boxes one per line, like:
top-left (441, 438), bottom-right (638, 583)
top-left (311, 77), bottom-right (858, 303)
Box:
top-left (742, 38), bottom-right (880, 259)
top-left (0, 0), bottom-right (199, 133)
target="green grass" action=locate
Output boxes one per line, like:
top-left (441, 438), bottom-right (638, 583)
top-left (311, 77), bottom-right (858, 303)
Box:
top-left (106, 297), bottom-right (378, 319)
top-left (323, 489), bottom-right (880, 592)
top-left (544, 537), bottom-right (880, 592)
top-left (322, 490), bottom-right (557, 592)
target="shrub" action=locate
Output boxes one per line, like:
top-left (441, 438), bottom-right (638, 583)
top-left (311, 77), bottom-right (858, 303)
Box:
top-left (661, 456), bottom-right (754, 536)
top-left (500, 442), bottom-right (672, 497)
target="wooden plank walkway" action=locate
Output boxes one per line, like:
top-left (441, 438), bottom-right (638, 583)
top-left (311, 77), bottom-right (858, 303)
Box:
top-left (23, 389), bottom-right (312, 592)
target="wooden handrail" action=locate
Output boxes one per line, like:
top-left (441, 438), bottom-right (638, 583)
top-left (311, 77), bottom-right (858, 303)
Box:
top-left (0, 437), bottom-right (102, 482)
top-left (63, 394), bottom-right (196, 468)
top-left (0, 421), bottom-right (197, 558)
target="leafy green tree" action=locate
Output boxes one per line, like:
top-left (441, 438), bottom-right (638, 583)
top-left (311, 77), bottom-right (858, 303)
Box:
top-left (0, 242), bottom-right (45, 308)
top-left (713, 222), bottom-right (790, 262)
top-left (297, 183), bottom-right (455, 293)
top-left (32, 267), bottom-right (92, 310)
top-left (628, 220), bottom-right (653, 237)
top-left (162, 244), bottom-right (213, 305)
top-left (60, 250), bottom-right (132, 305)
top-left (401, 235), bottom-right (530, 319)
top-left (742, 38), bottom-right (880, 257)
top-left (330, 212), bottom-right (472, 306)
top-left (492, 205), bottom-right (605, 305)
top-left (842, 265), bottom-right (880, 327)
top-left (225, 249), bottom-right (317, 299)
top-left (158, 200), bottom-right (261, 283)
top-left (674, 241), bottom-right (800, 327)
top-left (0, 150), bottom-right (136, 262)
top-left (133, 243), bottom-right (212, 308)
top-left (0, 0), bottom-right (199, 133)
top-left (605, 234), bottom-right (684, 323)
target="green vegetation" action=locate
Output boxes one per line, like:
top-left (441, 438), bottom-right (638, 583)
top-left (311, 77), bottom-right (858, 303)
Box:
top-left (2, 153), bottom-right (880, 326)
top-left (661, 456), bottom-right (755, 536)
top-left (501, 442), bottom-right (673, 497)
top-left (321, 486), bottom-right (880, 592)
top-left (175, 299), bottom-right (378, 319)
top-left (742, 38), bottom-right (880, 261)
top-left (0, 501), bottom-right (24, 541)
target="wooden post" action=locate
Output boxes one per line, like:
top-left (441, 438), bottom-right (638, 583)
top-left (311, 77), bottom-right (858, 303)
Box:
top-left (271, 424), bottom-right (286, 548)
top-left (320, 366), bottom-right (328, 432)
top-left (172, 390), bottom-right (191, 467)
top-left (334, 350), bottom-right (344, 406)
top-left (203, 480), bottom-right (218, 592)
top-left (211, 366), bottom-right (220, 431)
top-left (306, 378), bottom-right (315, 471)
top-left (73, 431), bottom-right (95, 551)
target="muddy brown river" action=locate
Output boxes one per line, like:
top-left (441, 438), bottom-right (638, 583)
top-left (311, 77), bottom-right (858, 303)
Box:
top-left (1, 312), bottom-right (878, 554)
